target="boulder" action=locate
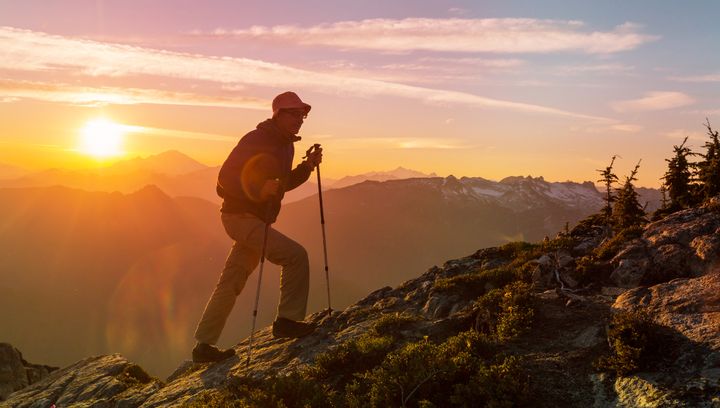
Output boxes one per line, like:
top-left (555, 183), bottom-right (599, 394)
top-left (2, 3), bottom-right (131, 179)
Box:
top-left (0, 344), bottom-right (27, 400)
top-left (2, 354), bottom-right (162, 407)
top-left (614, 273), bottom-right (720, 351)
top-left (610, 203), bottom-right (720, 287)
top-left (0, 343), bottom-right (56, 401)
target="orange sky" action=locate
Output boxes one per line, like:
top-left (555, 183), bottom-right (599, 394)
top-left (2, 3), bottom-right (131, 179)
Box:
top-left (2, 1), bottom-right (719, 187)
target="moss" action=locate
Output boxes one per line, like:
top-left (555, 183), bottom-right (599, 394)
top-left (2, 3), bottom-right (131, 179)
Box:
top-left (370, 312), bottom-right (420, 337)
top-left (433, 266), bottom-right (518, 296)
top-left (497, 241), bottom-right (540, 258)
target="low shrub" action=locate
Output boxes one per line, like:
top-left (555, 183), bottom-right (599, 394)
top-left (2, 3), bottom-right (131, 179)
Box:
top-left (370, 312), bottom-right (421, 337)
top-left (474, 282), bottom-right (535, 341)
top-left (594, 311), bottom-right (664, 376)
top-left (541, 235), bottom-right (577, 252)
top-left (308, 333), bottom-right (396, 387)
top-left (593, 226), bottom-right (643, 261)
top-left (346, 331), bottom-right (528, 408)
top-left (433, 266), bottom-right (518, 296)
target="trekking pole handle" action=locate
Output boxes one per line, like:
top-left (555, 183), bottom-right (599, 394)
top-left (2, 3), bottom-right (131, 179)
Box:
top-left (303, 144), bottom-right (322, 162)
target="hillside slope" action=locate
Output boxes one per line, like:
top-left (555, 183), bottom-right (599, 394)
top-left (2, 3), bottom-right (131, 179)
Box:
top-left (4, 197), bottom-right (719, 407)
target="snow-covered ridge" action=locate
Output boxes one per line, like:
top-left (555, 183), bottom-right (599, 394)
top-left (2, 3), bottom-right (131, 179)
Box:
top-left (378, 175), bottom-right (605, 212)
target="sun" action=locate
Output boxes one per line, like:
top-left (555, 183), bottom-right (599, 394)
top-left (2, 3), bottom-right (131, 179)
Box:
top-left (79, 118), bottom-right (126, 158)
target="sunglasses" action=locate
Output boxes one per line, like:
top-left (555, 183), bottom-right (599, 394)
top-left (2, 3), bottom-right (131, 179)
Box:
top-left (281, 109), bottom-right (308, 119)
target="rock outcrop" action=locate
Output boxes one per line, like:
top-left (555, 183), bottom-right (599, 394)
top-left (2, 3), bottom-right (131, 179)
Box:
top-left (598, 272), bottom-right (720, 406)
top-left (3, 354), bottom-right (162, 407)
top-left (0, 344), bottom-right (56, 401)
top-left (610, 198), bottom-right (720, 287)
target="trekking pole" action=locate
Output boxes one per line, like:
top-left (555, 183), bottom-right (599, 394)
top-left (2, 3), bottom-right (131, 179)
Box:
top-left (246, 204), bottom-right (273, 368)
top-left (305, 144), bottom-right (332, 317)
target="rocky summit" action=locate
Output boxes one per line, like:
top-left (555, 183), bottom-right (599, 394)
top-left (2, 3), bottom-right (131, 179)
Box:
top-left (3, 199), bottom-right (720, 407)
top-left (0, 344), bottom-right (56, 401)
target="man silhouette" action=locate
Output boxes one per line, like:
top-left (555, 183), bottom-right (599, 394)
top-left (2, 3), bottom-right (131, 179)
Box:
top-left (192, 91), bottom-right (322, 363)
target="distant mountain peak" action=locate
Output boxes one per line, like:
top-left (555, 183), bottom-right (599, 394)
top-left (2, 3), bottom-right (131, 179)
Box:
top-left (330, 167), bottom-right (437, 190)
top-left (106, 150), bottom-right (208, 176)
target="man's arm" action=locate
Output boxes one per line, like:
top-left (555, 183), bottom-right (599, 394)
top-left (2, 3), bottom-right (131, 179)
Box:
top-left (285, 147), bottom-right (322, 191)
top-left (284, 161), bottom-right (313, 191)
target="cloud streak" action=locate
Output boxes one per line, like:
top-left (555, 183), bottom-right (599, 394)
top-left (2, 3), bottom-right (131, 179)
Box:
top-left (203, 18), bottom-right (658, 54)
top-left (0, 79), bottom-right (268, 109)
top-left (328, 137), bottom-right (474, 150)
top-left (611, 92), bottom-right (695, 113)
top-left (669, 73), bottom-right (720, 83)
top-left (124, 125), bottom-right (237, 142)
top-left (0, 26), bottom-right (611, 121)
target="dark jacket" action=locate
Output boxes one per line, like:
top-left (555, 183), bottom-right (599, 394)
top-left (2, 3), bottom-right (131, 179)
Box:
top-left (217, 118), bottom-right (312, 223)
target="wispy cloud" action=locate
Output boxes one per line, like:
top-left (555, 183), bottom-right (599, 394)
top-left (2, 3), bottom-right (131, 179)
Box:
top-left (610, 124), bottom-right (643, 133)
top-left (202, 19), bottom-right (658, 54)
top-left (0, 79), bottom-right (268, 109)
top-left (571, 123), bottom-right (643, 134)
top-left (611, 92), bottom-right (695, 113)
top-left (556, 63), bottom-right (635, 75)
top-left (663, 129), bottom-right (706, 142)
top-left (689, 108), bottom-right (720, 116)
top-left (669, 73), bottom-right (720, 83)
top-left (448, 8), bottom-right (470, 17)
top-left (329, 137), bottom-right (474, 150)
top-left (0, 26), bottom-right (611, 121)
top-left (306, 57), bottom-right (525, 86)
top-left (124, 125), bottom-right (237, 142)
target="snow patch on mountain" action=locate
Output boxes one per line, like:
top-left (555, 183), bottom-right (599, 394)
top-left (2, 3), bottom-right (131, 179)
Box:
top-left (430, 175), bottom-right (605, 212)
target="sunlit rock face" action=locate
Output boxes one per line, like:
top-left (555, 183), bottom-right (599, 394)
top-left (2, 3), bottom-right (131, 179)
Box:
top-left (609, 197), bottom-right (720, 287)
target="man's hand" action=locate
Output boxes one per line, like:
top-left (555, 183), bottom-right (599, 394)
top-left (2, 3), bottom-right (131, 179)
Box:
top-left (259, 179), bottom-right (281, 201)
top-left (305, 146), bottom-right (323, 168)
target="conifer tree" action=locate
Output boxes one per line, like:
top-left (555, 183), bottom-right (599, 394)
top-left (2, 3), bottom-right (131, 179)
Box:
top-left (662, 136), bottom-right (695, 210)
top-left (696, 119), bottom-right (720, 199)
top-left (613, 160), bottom-right (646, 229)
top-left (659, 185), bottom-right (668, 210)
top-left (597, 155), bottom-right (619, 223)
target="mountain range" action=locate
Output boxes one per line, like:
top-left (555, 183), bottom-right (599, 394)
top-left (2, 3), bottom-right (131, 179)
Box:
top-left (0, 151), bottom-right (438, 205)
top-left (0, 151), bottom-right (663, 378)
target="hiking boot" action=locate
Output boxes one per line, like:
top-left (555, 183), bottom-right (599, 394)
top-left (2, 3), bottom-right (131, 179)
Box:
top-left (192, 343), bottom-right (235, 363)
top-left (272, 317), bottom-right (316, 338)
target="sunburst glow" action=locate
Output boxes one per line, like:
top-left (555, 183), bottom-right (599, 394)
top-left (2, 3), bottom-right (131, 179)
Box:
top-left (79, 118), bottom-right (126, 158)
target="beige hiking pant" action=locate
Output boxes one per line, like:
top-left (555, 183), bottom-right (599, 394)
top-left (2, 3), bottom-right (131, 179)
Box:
top-left (194, 212), bottom-right (309, 345)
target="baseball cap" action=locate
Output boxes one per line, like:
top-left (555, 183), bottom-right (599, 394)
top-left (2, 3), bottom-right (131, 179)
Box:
top-left (272, 91), bottom-right (311, 117)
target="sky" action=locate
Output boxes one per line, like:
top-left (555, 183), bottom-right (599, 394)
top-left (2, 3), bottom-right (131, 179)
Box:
top-left (1, 0), bottom-right (719, 186)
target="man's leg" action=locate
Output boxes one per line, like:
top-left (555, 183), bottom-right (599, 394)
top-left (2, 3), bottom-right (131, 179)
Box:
top-left (263, 227), bottom-right (310, 321)
top-left (193, 242), bottom-right (260, 345)
top-left (194, 214), bottom-right (263, 346)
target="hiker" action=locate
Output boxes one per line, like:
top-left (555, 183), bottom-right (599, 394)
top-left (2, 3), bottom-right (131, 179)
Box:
top-left (192, 91), bottom-right (323, 363)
